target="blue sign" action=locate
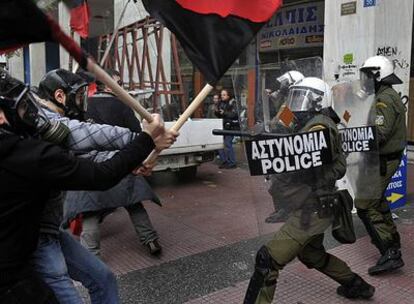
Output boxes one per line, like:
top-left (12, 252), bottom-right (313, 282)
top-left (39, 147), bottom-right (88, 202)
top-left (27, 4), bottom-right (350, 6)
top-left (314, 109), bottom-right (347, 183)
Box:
top-left (260, 1), bottom-right (325, 51)
top-left (364, 0), bottom-right (376, 7)
top-left (386, 151), bottom-right (407, 209)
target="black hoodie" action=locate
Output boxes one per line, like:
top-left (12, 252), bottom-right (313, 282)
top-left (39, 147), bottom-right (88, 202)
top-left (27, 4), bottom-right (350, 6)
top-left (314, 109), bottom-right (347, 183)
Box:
top-left (0, 131), bottom-right (154, 288)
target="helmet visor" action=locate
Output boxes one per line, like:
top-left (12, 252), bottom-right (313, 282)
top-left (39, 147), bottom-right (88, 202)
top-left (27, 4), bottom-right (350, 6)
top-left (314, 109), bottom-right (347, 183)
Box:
top-left (286, 87), bottom-right (324, 112)
top-left (359, 70), bottom-right (376, 95)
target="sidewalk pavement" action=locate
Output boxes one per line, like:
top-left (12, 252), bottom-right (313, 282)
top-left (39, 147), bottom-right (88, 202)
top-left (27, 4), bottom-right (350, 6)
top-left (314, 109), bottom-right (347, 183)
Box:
top-left (78, 152), bottom-right (414, 303)
top-left (185, 222), bottom-right (414, 304)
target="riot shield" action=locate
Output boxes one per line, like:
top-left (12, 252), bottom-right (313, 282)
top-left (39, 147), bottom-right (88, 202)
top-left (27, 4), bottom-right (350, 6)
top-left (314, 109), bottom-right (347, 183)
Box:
top-left (260, 57), bottom-right (323, 133)
top-left (227, 57), bottom-right (341, 236)
top-left (332, 79), bottom-right (381, 201)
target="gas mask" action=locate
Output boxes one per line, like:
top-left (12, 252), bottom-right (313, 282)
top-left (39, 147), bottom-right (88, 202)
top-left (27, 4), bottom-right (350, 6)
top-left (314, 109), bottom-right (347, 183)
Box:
top-left (0, 86), bottom-right (69, 143)
top-left (39, 69), bottom-right (89, 121)
top-left (62, 84), bottom-right (89, 121)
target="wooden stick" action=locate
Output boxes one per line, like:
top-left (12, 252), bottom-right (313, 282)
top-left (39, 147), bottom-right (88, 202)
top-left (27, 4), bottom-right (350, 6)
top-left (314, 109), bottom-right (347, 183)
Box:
top-left (86, 58), bottom-right (153, 122)
top-left (143, 84), bottom-right (214, 165)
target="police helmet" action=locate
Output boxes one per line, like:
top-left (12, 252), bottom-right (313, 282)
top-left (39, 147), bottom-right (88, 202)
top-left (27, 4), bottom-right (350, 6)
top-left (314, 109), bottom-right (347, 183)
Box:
top-left (286, 77), bottom-right (331, 112)
top-left (360, 56), bottom-right (403, 86)
top-left (275, 70), bottom-right (305, 91)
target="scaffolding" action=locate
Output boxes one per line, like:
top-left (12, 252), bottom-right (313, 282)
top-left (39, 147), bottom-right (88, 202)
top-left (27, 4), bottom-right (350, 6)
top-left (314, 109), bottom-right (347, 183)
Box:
top-left (97, 17), bottom-right (187, 116)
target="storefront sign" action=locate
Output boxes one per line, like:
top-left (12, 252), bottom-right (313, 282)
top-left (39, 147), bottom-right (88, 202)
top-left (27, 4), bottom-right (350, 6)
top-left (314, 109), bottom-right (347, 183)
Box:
top-left (259, 1), bottom-right (324, 52)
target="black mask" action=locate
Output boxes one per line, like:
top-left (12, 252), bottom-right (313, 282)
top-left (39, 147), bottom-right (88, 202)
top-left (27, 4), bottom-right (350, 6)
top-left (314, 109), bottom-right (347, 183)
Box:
top-left (0, 86), bottom-right (52, 137)
top-left (64, 84), bottom-right (88, 121)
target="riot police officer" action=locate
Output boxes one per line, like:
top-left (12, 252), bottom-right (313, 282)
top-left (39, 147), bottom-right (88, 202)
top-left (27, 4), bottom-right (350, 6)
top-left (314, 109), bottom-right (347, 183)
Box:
top-left (356, 55), bottom-right (406, 275)
top-left (265, 70), bottom-right (304, 223)
top-left (267, 70), bottom-right (305, 120)
top-left (244, 77), bottom-right (375, 304)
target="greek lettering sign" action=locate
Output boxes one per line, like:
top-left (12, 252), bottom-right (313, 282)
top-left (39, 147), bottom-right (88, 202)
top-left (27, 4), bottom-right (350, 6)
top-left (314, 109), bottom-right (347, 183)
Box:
top-left (340, 126), bottom-right (378, 153)
top-left (244, 129), bottom-right (332, 176)
top-left (341, 2), bottom-right (357, 16)
top-left (259, 1), bottom-right (324, 52)
top-left (386, 151), bottom-right (407, 209)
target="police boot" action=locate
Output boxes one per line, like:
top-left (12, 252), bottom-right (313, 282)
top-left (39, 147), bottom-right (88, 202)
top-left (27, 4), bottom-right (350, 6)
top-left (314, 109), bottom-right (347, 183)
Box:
top-left (368, 247), bottom-right (404, 276)
top-left (265, 208), bottom-right (289, 224)
top-left (337, 274), bottom-right (375, 299)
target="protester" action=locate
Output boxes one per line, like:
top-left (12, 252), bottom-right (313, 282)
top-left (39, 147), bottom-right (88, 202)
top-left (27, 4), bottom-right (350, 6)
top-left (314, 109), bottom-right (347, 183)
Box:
top-left (30, 68), bottom-right (166, 303)
top-left (63, 69), bottom-right (164, 256)
top-left (0, 72), bottom-right (173, 303)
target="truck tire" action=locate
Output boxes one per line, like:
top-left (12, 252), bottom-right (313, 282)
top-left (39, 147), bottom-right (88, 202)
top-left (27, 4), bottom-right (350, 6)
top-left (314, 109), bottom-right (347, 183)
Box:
top-left (176, 166), bottom-right (197, 180)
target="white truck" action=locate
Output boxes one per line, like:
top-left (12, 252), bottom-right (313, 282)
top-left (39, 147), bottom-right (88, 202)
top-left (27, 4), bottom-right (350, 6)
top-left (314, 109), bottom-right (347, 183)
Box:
top-left (153, 119), bottom-right (224, 178)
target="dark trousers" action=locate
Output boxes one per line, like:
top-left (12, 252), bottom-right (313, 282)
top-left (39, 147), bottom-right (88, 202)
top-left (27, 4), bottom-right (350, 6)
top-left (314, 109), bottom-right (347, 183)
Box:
top-left (1, 273), bottom-right (58, 304)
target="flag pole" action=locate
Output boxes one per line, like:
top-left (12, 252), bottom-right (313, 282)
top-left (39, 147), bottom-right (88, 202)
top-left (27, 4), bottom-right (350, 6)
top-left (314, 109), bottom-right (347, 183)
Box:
top-left (86, 58), bottom-right (154, 123)
top-left (143, 83), bottom-right (214, 165)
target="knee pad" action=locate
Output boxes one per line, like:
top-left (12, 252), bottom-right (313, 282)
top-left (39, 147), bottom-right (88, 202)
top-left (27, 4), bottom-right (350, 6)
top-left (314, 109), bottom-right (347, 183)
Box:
top-left (244, 246), bottom-right (279, 304)
top-left (255, 246), bottom-right (273, 272)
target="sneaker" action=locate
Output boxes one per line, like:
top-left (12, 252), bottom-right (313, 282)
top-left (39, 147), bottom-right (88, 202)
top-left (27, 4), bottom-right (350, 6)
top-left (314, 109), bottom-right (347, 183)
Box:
top-left (368, 248), bottom-right (404, 275)
top-left (147, 240), bottom-right (162, 256)
top-left (218, 162), bottom-right (228, 169)
top-left (337, 274), bottom-right (375, 299)
top-left (224, 163), bottom-right (237, 169)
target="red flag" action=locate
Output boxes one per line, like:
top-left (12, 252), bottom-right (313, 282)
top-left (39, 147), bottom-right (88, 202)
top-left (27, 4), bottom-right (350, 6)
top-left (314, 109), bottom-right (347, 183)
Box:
top-left (69, 0), bottom-right (90, 38)
top-left (143, 0), bottom-right (283, 84)
top-left (176, 0), bottom-right (280, 22)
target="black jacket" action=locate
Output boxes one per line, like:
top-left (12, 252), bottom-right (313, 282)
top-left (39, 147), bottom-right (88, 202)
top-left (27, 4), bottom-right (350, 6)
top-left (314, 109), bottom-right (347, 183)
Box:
top-left (86, 92), bottom-right (142, 132)
top-left (0, 131), bottom-right (154, 287)
top-left (214, 99), bottom-right (239, 130)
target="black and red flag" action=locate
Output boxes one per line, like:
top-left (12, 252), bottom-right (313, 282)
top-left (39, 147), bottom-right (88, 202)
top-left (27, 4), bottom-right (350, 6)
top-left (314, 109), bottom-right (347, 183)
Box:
top-left (68, 0), bottom-right (91, 38)
top-left (0, 0), bottom-right (87, 69)
top-left (142, 0), bottom-right (283, 84)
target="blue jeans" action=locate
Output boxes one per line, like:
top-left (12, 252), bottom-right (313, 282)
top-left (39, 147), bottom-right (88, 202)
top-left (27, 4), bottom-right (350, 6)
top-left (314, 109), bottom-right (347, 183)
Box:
top-left (31, 231), bottom-right (119, 304)
top-left (218, 135), bottom-right (236, 166)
